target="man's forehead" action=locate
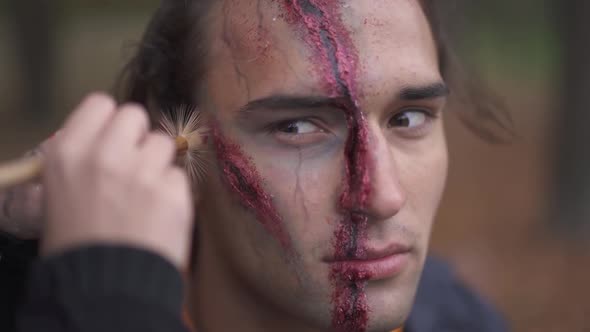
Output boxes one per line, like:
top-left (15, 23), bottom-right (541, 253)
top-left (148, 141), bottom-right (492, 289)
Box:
top-left (210, 0), bottom-right (301, 64)
top-left (205, 0), bottom-right (438, 101)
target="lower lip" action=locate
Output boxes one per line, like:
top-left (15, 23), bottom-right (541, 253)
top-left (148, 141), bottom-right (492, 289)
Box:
top-left (331, 252), bottom-right (411, 281)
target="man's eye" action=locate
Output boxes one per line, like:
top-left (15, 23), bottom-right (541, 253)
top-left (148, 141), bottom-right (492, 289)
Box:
top-left (277, 120), bottom-right (321, 134)
top-left (269, 119), bottom-right (331, 147)
top-left (388, 110), bottom-right (430, 129)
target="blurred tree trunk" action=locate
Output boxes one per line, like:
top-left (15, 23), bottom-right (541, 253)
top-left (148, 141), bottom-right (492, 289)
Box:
top-left (7, 0), bottom-right (55, 121)
top-left (551, 0), bottom-right (590, 236)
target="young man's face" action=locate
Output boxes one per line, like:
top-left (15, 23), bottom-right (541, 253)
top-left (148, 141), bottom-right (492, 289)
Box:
top-left (195, 0), bottom-right (448, 331)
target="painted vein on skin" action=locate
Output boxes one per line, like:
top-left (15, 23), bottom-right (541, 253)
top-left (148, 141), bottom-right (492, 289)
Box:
top-left (222, 0), bottom-right (274, 100)
top-left (221, 3), bottom-right (253, 100)
top-left (280, 1), bottom-right (372, 331)
top-left (212, 125), bottom-right (292, 251)
top-left (294, 148), bottom-right (312, 223)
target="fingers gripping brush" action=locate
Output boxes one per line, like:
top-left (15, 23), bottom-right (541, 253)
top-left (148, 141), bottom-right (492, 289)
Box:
top-left (0, 105), bottom-right (209, 190)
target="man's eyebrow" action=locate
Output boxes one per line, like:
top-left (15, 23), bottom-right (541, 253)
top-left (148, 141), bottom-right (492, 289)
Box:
top-left (399, 82), bottom-right (450, 101)
top-left (237, 84), bottom-right (448, 114)
top-left (238, 95), bottom-right (347, 114)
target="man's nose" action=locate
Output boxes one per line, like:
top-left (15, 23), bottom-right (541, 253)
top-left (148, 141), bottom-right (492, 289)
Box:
top-left (360, 128), bottom-right (406, 221)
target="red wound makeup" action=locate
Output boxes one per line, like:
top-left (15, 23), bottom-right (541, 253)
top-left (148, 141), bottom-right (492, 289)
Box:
top-left (212, 125), bottom-right (292, 251)
top-left (281, 1), bottom-right (373, 331)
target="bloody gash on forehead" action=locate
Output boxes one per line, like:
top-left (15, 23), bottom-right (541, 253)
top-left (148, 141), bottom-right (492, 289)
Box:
top-left (281, 1), bottom-right (373, 332)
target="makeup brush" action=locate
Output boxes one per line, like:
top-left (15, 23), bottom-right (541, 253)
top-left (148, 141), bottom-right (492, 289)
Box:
top-left (159, 104), bottom-right (209, 184)
top-left (0, 105), bottom-right (209, 190)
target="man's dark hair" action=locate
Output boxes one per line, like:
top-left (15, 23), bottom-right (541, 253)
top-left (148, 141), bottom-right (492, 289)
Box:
top-left (117, 0), bottom-right (513, 141)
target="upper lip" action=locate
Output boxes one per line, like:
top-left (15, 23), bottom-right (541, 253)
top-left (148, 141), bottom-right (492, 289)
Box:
top-left (323, 242), bottom-right (412, 263)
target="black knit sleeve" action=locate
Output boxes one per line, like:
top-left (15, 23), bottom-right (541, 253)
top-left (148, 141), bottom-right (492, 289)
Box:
top-left (0, 233), bottom-right (39, 332)
top-left (15, 246), bottom-right (190, 332)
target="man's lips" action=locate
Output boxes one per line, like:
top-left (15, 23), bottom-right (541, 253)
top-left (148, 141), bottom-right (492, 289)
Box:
top-left (325, 243), bottom-right (413, 281)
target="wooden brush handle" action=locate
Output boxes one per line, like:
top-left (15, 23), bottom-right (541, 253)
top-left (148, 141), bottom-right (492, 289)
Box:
top-left (0, 136), bottom-right (189, 189)
top-left (0, 157), bottom-right (43, 190)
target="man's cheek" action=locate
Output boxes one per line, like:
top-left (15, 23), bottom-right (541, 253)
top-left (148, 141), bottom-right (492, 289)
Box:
top-left (212, 126), bottom-right (293, 251)
top-left (260, 159), bottom-right (336, 231)
top-left (405, 145), bottom-right (448, 217)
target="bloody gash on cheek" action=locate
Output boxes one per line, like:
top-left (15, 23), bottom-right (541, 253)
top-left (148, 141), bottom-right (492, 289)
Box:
top-left (212, 126), bottom-right (292, 251)
top-left (281, 1), bottom-right (372, 331)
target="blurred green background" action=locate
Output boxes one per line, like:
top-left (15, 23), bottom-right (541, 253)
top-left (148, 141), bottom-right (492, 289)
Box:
top-left (0, 1), bottom-right (588, 331)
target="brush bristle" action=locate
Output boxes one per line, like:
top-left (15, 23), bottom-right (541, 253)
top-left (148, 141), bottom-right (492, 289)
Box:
top-left (159, 105), bottom-right (209, 185)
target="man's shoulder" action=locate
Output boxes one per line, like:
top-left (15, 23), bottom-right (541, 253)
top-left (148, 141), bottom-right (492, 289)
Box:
top-left (406, 256), bottom-right (509, 332)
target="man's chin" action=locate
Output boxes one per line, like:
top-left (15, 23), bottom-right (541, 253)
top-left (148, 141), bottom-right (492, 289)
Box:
top-left (365, 300), bottom-right (413, 332)
top-left (364, 275), bottom-right (419, 332)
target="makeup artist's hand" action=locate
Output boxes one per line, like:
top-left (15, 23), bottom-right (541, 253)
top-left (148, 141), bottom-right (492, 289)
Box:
top-left (0, 146), bottom-right (47, 239)
top-left (41, 93), bottom-right (194, 269)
